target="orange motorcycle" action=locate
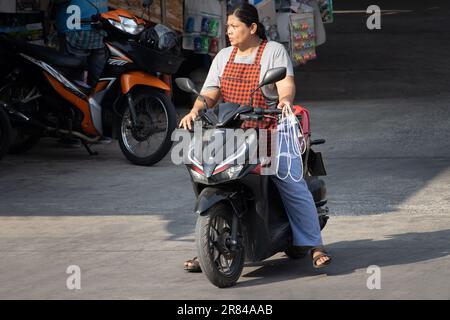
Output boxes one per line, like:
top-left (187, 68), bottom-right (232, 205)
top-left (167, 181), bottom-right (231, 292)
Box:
top-left (0, 7), bottom-right (183, 165)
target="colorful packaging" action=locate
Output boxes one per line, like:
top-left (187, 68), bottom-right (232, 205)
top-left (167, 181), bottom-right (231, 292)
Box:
top-left (208, 18), bottom-right (219, 37)
top-left (200, 36), bottom-right (209, 53)
top-left (194, 36), bottom-right (202, 52)
top-left (201, 17), bottom-right (209, 34)
top-left (209, 37), bottom-right (218, 54)
top-left (185, 17), bottom-right (195, 33)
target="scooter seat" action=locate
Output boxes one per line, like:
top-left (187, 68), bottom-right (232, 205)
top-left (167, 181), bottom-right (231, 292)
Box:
top-left (10, 39), bottom-right (86, 69)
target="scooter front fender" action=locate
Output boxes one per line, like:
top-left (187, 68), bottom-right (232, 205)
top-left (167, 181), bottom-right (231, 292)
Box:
top-left (194, 187), bottom-right (235, 216)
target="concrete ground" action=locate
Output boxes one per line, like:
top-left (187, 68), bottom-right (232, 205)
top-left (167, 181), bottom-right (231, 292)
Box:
top-left (0, 0), bottom-right (449, 299)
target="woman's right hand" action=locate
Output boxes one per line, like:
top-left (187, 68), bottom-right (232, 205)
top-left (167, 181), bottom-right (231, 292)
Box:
top-left (179, 110), bottom-right (199, 130)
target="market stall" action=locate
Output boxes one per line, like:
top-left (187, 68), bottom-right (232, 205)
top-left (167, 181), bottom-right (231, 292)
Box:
top-left (253, 0), bottom-right (334, 66)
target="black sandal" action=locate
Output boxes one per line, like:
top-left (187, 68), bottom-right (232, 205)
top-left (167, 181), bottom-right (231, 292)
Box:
top-left (311, 247), bottom-right (332, 269)
top-left (183, 257), bottom-right (202, 273)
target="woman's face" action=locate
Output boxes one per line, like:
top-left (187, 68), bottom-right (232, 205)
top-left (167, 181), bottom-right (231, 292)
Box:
top-left (226, 14), bottom-right (256, 47)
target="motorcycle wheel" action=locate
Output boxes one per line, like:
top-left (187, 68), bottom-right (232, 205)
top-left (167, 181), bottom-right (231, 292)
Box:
top-left (117, 88), bottom-right (176, 166)
top-left (195, 203), bottom-right (245, 288)
top-left (0, 107), bottom-right (12, 160)
top-left (0, 83), bottom-right (41, 154)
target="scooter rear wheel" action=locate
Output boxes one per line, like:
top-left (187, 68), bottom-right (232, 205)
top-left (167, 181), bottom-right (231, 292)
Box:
top-left (195, 203), bottom-right (245, 288)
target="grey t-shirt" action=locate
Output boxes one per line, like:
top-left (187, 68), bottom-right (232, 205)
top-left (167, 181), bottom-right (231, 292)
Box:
top-left (201, 40), bottom-right (294, 98)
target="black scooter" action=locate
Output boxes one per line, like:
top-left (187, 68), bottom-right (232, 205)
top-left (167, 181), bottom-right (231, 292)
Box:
top-left (175, 67), bottom-right (329, 288)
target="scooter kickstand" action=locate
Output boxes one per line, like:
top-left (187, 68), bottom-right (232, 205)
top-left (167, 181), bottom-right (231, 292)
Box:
top-left (81, 140), bottom-right (98, 156)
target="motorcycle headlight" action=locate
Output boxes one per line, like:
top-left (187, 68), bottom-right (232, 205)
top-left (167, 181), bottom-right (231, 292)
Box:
top-left (217, 164), bottom-right (244, 180)
top-left (189, 168), bottom-right (208, 184)
top-left (108, 16), bottom-right (145, 35)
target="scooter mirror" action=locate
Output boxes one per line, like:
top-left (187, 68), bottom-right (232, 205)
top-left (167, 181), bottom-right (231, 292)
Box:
top-left (259, 67), bottom-right (287, 88)
top-left (175, 78), bottom-right (199, 95)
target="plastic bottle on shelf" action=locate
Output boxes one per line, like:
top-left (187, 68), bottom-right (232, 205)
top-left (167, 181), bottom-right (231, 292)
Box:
top-left (194, 35), bottom-right (202, 52)
top-left (185, 17), bottom-right (195, 33)
top-left (208, 18), bottom-right (219, 37)
top-left (201, 17), bottom-right (210, 34)
top-left (209, 37), bottom-right (218, 54)
top-left (200, 35), bottom-right (209, 54)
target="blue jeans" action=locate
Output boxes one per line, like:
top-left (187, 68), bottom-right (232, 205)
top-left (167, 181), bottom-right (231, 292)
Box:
top-left (270, 125), bottom-right (323, 247)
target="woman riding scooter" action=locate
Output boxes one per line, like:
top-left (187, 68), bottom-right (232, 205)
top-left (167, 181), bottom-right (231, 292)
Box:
top-left (179, 3), bottom-right (332, 271)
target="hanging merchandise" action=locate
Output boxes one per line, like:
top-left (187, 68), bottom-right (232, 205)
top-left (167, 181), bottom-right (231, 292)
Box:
top-left (318, 0), bottom-right (334, 24)
top-left (252, 0), bottom-right (278, 40)
top-left (289, 12), bottom-right (316, 66)
top-left (183, 0), bottom-right (224, 56)
top-left (209, 37), bottom-right (218, 54)
top-left (183, 12), bottom-right (221, 55)
top-left (208, 18), bottom-right (220, 37)
top-left (185, 16), bottom-right (195, 33)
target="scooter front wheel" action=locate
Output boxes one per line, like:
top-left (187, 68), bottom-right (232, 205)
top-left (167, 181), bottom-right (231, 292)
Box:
top-left (118, 88), bottom-right (176, 166)
top-left (195, 203), bottom-right (245, 288)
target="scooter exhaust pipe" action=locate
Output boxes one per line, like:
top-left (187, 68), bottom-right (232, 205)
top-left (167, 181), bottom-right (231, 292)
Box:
top-left (7, 109), bottom-right (103, 143)
top-left (56, 129), bottom-right (102, 143)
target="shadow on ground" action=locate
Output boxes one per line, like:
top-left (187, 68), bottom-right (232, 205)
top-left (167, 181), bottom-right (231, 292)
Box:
top-left (231, 229), bottom-right (450, 288)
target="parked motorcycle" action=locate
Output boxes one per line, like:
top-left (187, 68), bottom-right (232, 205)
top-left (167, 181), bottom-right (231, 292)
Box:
top-left (176, 67), bottom-right (329, 288)
top-left (0, 5), bottom-right (183, 165)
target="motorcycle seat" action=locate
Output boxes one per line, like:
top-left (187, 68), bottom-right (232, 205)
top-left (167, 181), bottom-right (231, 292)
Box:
top-left (11, 39), bottom-right (86, 69)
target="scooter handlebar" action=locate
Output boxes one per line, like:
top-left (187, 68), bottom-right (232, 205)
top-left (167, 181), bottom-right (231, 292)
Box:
top-left (253, 107), bottom-right (282, 115)
top-left (239, 114), bottom-right (262, 121)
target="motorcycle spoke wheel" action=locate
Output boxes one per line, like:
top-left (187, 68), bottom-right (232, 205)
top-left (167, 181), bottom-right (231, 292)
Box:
top-left (121, 96), bottom-right (168, 158)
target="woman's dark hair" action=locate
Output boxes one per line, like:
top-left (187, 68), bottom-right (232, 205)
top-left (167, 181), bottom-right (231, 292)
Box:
top-left (228, 2), bottom-right (267, 40)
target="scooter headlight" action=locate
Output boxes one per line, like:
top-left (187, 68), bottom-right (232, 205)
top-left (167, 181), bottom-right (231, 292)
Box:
top-left (189, 168), bottom-right (208, 184)
top-left (217, 164), bottom-right (244, 180)
top-left (108, 16), bottom-right (145, 35)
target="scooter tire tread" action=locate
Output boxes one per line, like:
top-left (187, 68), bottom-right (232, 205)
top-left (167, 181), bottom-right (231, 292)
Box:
top-left (195, 202), bottom-right (245, 288)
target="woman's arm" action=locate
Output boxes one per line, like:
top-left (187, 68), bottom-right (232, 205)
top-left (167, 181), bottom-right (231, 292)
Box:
top-left (179, 88), bottom-right (221, 130)
top-left (192, 88), bottom-right (221, 114)
top-left (276, 75), bottom-right (296, 109)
